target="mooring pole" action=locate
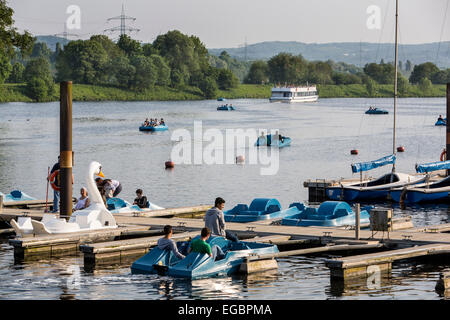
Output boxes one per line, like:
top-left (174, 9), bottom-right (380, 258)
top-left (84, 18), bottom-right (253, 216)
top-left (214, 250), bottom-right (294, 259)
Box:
top-left (0, 194), bottom-right (3, 213)
top-left (60, 81), bottom-right (73, 219)
top-left (447, 83), bottom-right (450, 176)
top-left (355, 203), bottom-right (360, 240)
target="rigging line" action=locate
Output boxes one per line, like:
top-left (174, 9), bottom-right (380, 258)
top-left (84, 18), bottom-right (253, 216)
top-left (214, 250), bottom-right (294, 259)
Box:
top-left (435, 0), bottom-right (450, 66)
top-left (375, 0), bottom-right (391, 63)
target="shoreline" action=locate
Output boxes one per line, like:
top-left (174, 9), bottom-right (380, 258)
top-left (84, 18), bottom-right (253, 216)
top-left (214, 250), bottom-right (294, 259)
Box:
top-left (0, 83), bottom-right (446, 103)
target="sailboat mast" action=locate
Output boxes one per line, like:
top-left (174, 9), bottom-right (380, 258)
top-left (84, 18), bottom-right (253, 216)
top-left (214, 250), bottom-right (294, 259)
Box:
top-left (392, 0), bottom-right (399, 172)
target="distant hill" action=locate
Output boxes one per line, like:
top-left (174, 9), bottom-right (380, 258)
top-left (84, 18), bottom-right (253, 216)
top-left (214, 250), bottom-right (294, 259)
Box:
top-left (209, 41), bottom-right (450, 69)
top-left (35, 35), bottom-right (69, 51)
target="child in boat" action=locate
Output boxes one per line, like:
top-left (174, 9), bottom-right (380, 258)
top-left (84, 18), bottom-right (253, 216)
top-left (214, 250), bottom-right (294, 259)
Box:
top-left (188, 227), bottom-right (224, 260)
top-left (157, 225), bottom-right (185, 259)
top-left (133, 189), bottom-right (148, 208)
top-left (143, 118), bottom-right (149, 127)
top-left (160, 118), bottom-right (165, 125)
top-left (73, 187), bottom-right (90, 211)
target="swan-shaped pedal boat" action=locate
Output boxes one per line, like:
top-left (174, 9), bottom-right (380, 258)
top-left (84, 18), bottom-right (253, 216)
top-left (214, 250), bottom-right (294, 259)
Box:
top-left (11, 161), bottom-right (118, 236)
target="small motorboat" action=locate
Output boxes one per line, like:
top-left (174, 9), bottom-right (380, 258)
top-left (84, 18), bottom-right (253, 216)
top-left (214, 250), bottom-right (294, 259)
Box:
top-left (281, 201), bottom-right (371, 227)
top-left (365, 107), bottom-right (389, 114)
top-left (435, 118), bottom-right (447, 126)
top-left (139, 124), bottom-right (168, 131)
top-left (107, 197), bottom-right (164, 213)
top-left (217, 97), bottom-right (226, 101)
top-left (217, 105), bottom-right (235, 111)
top-left (0, 190), bottom-right (36, 202)
top-left (223, 198), bottom-right (299, 222)
top-left (255, 134), bottom-right (291, 148)
top-left (131, 236), bottom-right (279, 279)
top-left (10, 161), bottom-right (118, 236)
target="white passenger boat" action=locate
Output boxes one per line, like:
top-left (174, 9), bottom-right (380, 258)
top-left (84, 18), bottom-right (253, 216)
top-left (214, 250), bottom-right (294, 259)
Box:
top-left (269, 85), bottom-right (318, 103)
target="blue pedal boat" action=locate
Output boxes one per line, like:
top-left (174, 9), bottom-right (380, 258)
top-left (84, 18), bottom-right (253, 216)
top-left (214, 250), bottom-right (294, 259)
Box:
top-left (223, 198), bottom-right (299, 222)
top-left (217, 105), bottom-right (235, 111)
top-left (435, 118), bottom-right (446, 126)
top-left (365, 108), bottom-right (389, 114)
top-left (131, 236), bottom-right (279, 279)
top-left (255, 134), bottom-right (291, 148)
top-left (107, 197), bottom-right (164, 213)
top-left (139, 124), bottom-right (168, 132)
top-left (217, 97), bottom-right (226, 101)
top-left (0, 190), bottom-right (36, 202)
top-left (281, 201), bottom-right (371, 227)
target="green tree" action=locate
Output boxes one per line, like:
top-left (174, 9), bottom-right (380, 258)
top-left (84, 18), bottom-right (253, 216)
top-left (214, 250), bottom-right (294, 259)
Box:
top-left (198, 76), bottom-right (218, 99)
top-left (150, 55), bottom-right (170, 86)
top-left (31, 42), bottom-right (51, 60)
top-left (363, 62), bottom-right (395, 84)
top-left (129, 55), bottom-right (156, 90)
top-left (397, 73), bottom-right (409, 95)
top-left (24, 57), bottom-right (54, 101)
top-left (267, 53), bottom-right (307, 84)
top-left (409, 62), bottom-right (439, 84)
top-left (106, 55), bottom-right (135, 87)
top-left (364, 77), bottom-right (377, 96)
top-left (418, 77), bottom-right (432, 94)
top-left (117, 34), bottom-right (143, 57)
top-left (431, 69), bottom-right (450, 84)
top-left (7, 62), bottom-right (25, 83)
top-left (0, 0), bottom-right (34, 84)
top-left (216, 68), bottom-right (239, 90)
top-left (244, 61), bottom-right (269, 84)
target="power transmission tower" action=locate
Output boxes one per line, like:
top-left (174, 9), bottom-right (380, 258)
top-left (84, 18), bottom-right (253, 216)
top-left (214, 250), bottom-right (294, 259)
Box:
top-left (54, 24), bottom-right (78, 41)
top-left (104, 4), bottom-right (140, 38)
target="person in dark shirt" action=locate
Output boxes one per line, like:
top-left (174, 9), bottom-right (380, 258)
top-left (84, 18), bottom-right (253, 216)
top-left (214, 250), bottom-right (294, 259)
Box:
top-left (49, 156), bottom-right (60, 213)
top-left (133, 189), bottom-right (148, 208)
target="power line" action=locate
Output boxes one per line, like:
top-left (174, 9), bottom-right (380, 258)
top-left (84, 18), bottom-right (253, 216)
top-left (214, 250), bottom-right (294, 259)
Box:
top-left (54, 24), bottom-right (78, 41)
top-left (104, 4), bottom-right (140, 38)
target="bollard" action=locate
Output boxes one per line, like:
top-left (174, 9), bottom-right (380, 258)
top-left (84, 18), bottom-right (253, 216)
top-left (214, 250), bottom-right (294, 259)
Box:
top-left (60, 81), bottom-right (73, 220)
top-left (355, 203), bottom-right (360, 240)
top-left (0, 194), bottom-right (3, 213)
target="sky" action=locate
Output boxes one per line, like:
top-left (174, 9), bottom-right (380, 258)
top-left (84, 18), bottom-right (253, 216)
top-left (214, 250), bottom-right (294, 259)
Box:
top-left (7, 0), bottom-right (450, 48)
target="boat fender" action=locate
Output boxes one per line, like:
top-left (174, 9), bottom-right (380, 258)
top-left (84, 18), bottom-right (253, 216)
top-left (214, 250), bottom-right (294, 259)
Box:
top-left (49, 170), bottom-right (60, 191)
top-left (441, 149), bottom-right (446, 161)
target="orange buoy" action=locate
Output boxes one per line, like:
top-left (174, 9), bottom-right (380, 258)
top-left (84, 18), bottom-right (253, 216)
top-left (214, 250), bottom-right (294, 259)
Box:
top-left (397, 146), bottom-right (405, 152)
top-left (350, 149), bottom-right (358, 155)
top-left (165, 161), bottom-right (174, 169)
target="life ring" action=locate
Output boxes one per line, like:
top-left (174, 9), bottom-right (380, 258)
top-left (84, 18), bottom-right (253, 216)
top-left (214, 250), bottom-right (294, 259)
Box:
top-left (49, 170), bottom-right (60, 191)
top-left (441, 149), bottom-right (446, 161)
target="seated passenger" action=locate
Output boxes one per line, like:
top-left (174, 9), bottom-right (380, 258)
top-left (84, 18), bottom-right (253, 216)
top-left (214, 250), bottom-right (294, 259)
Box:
top-left (438, 114), bottom-right (444, 121)
top-left (160, 118), bottom-right (165, 126)
top-left (133, 188), bottom-right (148, 209)
top-left (188, 227), bottom-right (224, 260)
top-left (73, 187), bottom-right (90, 211)
top-left (157, 225), bottom-right (185, 259)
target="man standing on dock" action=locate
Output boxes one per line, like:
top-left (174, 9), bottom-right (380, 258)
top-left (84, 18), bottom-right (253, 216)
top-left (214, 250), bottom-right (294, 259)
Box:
top-left (204, 197), bottom-right (239, 242)
top-left (49, 156), bottom-right (60, 213)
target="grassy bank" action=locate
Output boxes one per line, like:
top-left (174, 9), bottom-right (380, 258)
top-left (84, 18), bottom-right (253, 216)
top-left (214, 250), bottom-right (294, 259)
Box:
top-left (0, 83), bottom-right (446, 103)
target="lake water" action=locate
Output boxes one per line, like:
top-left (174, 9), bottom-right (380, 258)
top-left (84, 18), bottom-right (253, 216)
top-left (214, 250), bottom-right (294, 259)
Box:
top-left (0, 97), bottom-right (449, 300)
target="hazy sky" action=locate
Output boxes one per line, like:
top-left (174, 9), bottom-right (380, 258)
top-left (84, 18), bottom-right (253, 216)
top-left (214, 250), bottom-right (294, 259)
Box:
top-left (8, 0), bottom-right (450, 48)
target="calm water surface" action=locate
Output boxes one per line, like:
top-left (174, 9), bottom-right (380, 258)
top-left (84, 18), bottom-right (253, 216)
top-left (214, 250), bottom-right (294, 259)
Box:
top-left (0, 97), bottom-right (449, 299)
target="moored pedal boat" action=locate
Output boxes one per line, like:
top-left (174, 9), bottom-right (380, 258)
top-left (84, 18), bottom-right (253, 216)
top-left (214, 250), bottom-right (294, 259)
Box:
top-left (0, 190), bottom-right (36, 202)
top-left (107, 197), bottom-right (164, 213)
top-left (281, 201), bottom-right (371, 227)
top-left (255, 134), bottom-right (291, 148)
top-left (365, 107), bottom-right (389, 114)
top-left (223, 198), bottom-right (298, 222)
top-left (131, 236), bottom-right (279, 279)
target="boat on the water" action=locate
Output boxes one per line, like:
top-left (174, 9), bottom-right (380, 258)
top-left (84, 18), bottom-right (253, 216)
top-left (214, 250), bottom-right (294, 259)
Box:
top-left (217, 105), bottom-right (235, 111)
top-left (10, 161), bottom-right (118, 236)
top-left (217, 97), bottom-right (226, 101)
top-left (325, 155), bottom-right (426, 201)
top-left (0, 190), bottom-right (36, 202)
top-left (255, 134), bottom-right (291, 148)
top-left (107, 197), bottom-right (164, 213)
top-left (139, 124), bottom-right (168, 131)
top-left (269, 85), bottom-right (318, 103)
top-left (131, 235), bottom-right (279, 279)
top-left (365, 107), bottom-right (389, 114)
top-left (435, 118), bottom-right (447, 126)
top-left (390, 160), bottom-right (450, 203)
top-left (223, 198), bottom-right (298, 222)
top-left (281, 201), bottom-right (372, 227)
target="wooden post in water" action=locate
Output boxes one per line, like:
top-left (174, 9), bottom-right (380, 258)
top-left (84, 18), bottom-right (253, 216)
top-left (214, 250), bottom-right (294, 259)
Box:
top-left (0, 194), bottom-right (3, 213)
top-left (355, 203), bottom-right (360, 240)
top-left (447, 83), bottom-right (450, 176)
top-left (60, 81), bottom-right (73, 219)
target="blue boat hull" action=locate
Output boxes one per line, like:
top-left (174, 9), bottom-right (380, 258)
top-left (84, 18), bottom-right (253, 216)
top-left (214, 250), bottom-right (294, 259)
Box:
top-left (365, 109), bottom-right (388, 114)
top-left (139, 125), bottom-right (168, 131)
top-left (217, 106), bottom-right (235, 111)
top-left (131, 236), bottom-right (279, 279)
top-left (255, 135), bottom-right (291, 148)
top-left (390, 189), bottom-right (449, 203)
top-left (281, 201), bottom-right (371, 227)
top-left (435, 119), bottom-right (446, 126)
top-left (0, 190), bottom-right (36, 202)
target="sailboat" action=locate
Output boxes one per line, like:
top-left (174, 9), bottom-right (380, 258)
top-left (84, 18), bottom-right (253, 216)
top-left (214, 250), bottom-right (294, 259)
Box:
top-left (325, 0), bottom-right (427, 202)
top-left (390, 160), bottom-right (450, 203)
